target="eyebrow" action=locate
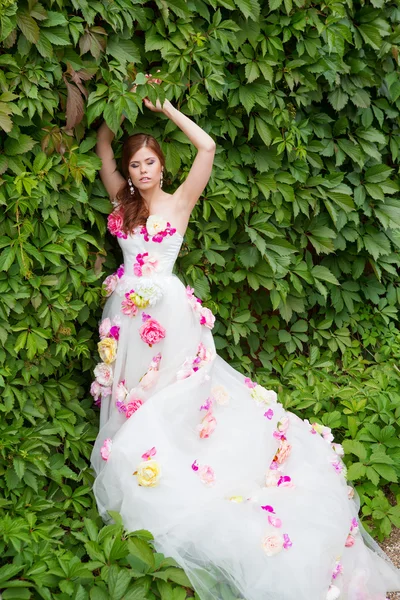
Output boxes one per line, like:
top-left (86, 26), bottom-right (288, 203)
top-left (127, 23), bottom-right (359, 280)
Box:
top-left (130, 156), bottom-right (156, 163)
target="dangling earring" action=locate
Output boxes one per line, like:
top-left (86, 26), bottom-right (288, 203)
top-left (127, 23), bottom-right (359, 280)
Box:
top-left (128, 177), bottom-right (135, 196)
top-left (160, 169), bottom-right (164, 189)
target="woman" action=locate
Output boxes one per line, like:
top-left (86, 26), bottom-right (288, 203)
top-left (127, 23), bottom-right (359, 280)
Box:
top-left (90, 85), bottom-right (400, 600)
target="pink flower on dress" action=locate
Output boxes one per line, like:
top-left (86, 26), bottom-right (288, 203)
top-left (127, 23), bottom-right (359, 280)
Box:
top-left (198, 465), bottom-right (216, 486)
top-left (200, 397), bottom-right (213, 411)
top-left (268, 515), bottom-right (282, 528)
top-left (121, 291), bottom-right (139, 317)
top-left (244, 377), bottom-right (257, 389)
top-left (139, 317), bottom-right (166, 347)
top-left (142, 447), bottom-right (157, 460)
top-left (264, 409), bottom-right (274, 419)
top-left (261, 505), bottom-right (275, 513)
top-left (275, 439), bottom-right (292, 465)
top-left (262, 534), bottom-right (284, 556)
top-left (332, 560), bottom-right (343, 579)
top-left (277, 475), bottom-right (294, 488)
top-left (99, 318), bottom-right (112, 339)
top-left (102, 273), bottom-right (118, 296)
top-left (283, 533), bottom-right (292, 549)
top-left (100, 438), bottom-right (112, 461)
top-left (90, 381), bottom-right (111, 406)
top-left (198, 412), bottom-right (217, 439)
top-left (199, 306), bottom-right (215, 329)
top-left (191, 460), bottom-right (199, 471)
top-left (331, 458), bottom-right (346, 476)
top-left (125, 399), bottom-right (143, 418)
top-left (107, 211), bottom-right (127, 239)
top-left (94, 362), bottom-right (114, 387)
top-left (345, 534), bottom-right (355, 547)
top-left (139, 353), bottom-right (162, 390)
top-left (116, 264), bottom-right (125, 278)
top-left (133, 252), bottom-right (159, 277)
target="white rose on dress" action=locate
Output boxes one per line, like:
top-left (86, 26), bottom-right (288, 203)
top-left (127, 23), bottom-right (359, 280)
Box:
top-left (94, 362), bottom-right (114, 387)
top-left (146, 215), bottom-right (167, 236)
top-left (331, 443), bottom-right (344, 456)
top-left (211, 385), bottom-right (230, 405)
top-left (262, 534), bottom-right (284, 556)
top-left (326, 585), bottom-right (340, 600)
top-left (135, 280), bottom-right (164, 307)
top-left (251, 384), bottom-right (277, 405)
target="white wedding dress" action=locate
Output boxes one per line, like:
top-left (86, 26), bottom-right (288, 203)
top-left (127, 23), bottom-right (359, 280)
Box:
top-left (90, 212), bottom-right (400, 600)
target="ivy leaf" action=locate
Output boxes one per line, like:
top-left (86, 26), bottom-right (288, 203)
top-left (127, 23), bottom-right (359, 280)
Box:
top-left (328, 88), bottom-right (349, 111)
top-left (4, 134), bottom-right (36, 156)
top-left (311, 265), bottom-right (340, 286)
top-left (269, 0), bottom-right (283, 9)
top-left (106, 37), bottom-right (141, 64)
top-left (16, 13), bottom-right (40, 43)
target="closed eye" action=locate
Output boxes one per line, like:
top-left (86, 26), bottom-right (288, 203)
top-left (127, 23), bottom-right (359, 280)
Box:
top-left (130, 160), bottom-right (156, 167)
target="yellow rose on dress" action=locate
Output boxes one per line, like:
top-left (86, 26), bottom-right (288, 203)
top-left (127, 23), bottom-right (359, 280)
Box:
top-left (134, 459), bottom-right (161, 487)
top-left (130, 292), bottom-right (149, 309)
top-left (98, 338), bottom-right (118, 364)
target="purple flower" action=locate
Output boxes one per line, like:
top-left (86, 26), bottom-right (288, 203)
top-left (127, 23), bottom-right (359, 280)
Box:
top-left (261, 505), bottom-right (275, 513)
top-left (264, 409), bottom-right (274, 419)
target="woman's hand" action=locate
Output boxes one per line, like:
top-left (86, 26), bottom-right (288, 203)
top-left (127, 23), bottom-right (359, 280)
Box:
top-left (129, 72), bottom-right (167, 113)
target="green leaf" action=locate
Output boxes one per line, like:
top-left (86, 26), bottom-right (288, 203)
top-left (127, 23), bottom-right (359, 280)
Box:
top-left (106, 37), bottom-right (141, 64)
top-left (16, 13), bottom-right (40, 43)
top-left (347, 462), bottom-right (367, 481)
top-left (269, 0), bottom-right (283, 9)
top-left (0, 246), bottom-right (15, 271)
top-left (4, 134), bottom-right (36, 156)
top-left (365, 164), bottom-right (393, 183)
top-left (127, 538), bottom-right (155, 569)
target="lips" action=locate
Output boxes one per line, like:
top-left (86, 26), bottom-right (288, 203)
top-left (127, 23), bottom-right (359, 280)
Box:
top-left (140, 177), bottom-right (151, 182)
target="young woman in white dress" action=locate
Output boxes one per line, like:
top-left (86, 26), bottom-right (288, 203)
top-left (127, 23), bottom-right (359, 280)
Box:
top-left (91, 84), bottom-right (400, 600)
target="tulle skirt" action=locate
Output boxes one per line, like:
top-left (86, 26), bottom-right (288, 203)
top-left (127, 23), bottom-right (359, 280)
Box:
top-left (91, 274), bottom-right (400, 600)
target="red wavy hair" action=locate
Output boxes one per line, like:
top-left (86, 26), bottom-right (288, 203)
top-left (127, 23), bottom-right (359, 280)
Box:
top-left (116, 133), bottom-right (165, 234)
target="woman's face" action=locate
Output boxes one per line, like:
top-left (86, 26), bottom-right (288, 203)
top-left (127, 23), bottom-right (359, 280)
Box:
top-left (128, 146), bottom-right (163, 191)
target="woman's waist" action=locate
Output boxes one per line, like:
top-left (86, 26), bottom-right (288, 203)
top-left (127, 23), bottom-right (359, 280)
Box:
top-left (114, 272), bottom-right (180, 297)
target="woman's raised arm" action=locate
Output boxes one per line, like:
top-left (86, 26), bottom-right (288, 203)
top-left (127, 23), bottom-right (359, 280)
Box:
top-left (96, 121), bottom-right (126, 202)
top-left (143, 97), bottom-right (216, 213)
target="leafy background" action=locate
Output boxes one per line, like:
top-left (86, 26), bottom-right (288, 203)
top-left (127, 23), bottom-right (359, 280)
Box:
top-left (1, 0), bottom-right (400, 597)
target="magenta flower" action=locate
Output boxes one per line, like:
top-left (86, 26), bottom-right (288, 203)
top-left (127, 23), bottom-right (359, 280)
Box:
top-left (283, 533), bottom-right (292, 549)
top-left (191, 460), bottom-right (199, 471)
top-left (264, 409), bottom-right (274, 419)
top-left (261, 505), bottom-right (275, 513)
top-left (244, 377), bottom-right (257, 388)
top-left (141, 447), bottom-right (157, 460)
top-left (109, 325), bottom-right (120, 340)
top-left (116, 264), bottom-right (125, 278)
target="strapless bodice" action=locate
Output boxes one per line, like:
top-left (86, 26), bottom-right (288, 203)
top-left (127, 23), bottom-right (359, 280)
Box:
top-left (118, 228), bottom-right (184, 277)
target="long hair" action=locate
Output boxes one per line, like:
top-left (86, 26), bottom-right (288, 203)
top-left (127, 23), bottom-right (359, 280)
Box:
top-left (116, 134), bottom-right (165, 234)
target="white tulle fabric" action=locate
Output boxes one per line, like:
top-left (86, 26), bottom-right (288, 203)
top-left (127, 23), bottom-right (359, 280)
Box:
top-left (91, 220), bottom-right (400, 600)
